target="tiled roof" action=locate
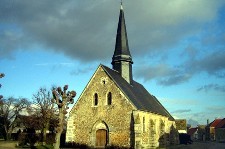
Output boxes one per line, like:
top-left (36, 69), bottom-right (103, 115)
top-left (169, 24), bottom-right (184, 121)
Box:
top-left (215, 118), bottom-right (225, 128)
top-left (209, 119), bottom-right (222, 127)
top-left (187, 127), bottom-right (198, 136)
top-left (101, 65), bottom-right (174, 121)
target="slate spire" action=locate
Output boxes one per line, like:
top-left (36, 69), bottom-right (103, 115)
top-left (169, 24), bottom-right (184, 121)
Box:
top-left (112, 3), bottom-right (133, 84)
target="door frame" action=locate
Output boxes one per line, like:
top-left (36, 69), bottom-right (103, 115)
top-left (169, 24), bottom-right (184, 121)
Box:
top-left (91, 120), bottom-right (109, 147)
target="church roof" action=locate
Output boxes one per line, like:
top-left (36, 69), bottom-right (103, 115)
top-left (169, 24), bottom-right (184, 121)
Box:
top-left (101, 64), bottom-right (174, 121)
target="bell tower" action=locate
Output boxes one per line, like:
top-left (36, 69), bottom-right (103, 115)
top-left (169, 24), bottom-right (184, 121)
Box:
top-left (112, 3), bottom-right (133, 84)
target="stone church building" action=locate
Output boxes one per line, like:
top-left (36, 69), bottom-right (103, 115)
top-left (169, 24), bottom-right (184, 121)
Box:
top-left (66, 4), bottom-right (178, 148)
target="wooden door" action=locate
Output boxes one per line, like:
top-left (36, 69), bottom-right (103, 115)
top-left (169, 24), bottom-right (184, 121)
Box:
top-left (96, 129), bottom-right (107, 147)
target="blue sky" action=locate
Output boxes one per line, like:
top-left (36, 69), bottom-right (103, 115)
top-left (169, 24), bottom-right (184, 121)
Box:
top-left (1, 0), bottom-right (225, 126)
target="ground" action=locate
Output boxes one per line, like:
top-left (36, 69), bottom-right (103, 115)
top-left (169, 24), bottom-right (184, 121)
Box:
top-left (169, 141), bottom-right (225, 149)
top-left (0, 140), bottom-right (224, 149)
top-left (0, 140), bottom-right (19, 149)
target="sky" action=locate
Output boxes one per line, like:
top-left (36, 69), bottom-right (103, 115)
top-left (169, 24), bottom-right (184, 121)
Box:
top-left (0, 0), bottom-right (225, 126)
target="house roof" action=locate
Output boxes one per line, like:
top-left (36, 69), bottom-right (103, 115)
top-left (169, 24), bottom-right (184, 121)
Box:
top-left (215, 118), bottom-right (225, 128)
top-left (209, 119), bottom-right (222, 127)
top-left (187, 127), bottom-right (198, 136)
top-left (101, 64), bottom-right (174, 121)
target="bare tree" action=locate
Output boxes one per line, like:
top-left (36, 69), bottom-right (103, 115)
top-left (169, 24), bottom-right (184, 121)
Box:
top-left (0, 97), bottom-right (30, 140)
top-left (52, 85), bottom-right (76, 149)
top-left (32, 87), bottom-right (56, 145)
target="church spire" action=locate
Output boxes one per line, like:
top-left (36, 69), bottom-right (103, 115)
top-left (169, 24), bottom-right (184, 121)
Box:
top-left (112, 3), bottom-right (133, 84)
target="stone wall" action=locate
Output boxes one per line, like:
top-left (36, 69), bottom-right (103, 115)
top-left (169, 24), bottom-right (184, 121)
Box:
top-left (66, 66), bottom-right (136, 147)
top-left (133, 110), bottom-right (178, 148)
top-left (66, 65), bottom-right (178, 148)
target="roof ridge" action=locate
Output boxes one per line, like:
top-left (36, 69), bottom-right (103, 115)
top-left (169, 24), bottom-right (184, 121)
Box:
top-left (101, 65), bottom-right (174, 120)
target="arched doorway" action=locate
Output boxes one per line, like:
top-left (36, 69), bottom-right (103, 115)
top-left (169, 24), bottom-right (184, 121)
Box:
top-left (96, 129), bottom-right (107, 147)
top-left (91, 121), bottom-right (109, 148)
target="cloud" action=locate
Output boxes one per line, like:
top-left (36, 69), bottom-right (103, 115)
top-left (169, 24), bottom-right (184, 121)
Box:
top-left (134, 63), bottom-right (191, 86)
top-left (187, 51), bottom-right (225, 77)
top-left (171, 109), bottom-right (191, 114)
top-left (1, 0), bottom-right (225, 88)
top-left (197, 84), bottom-right (225, 93)
top-left (70, 65), bottom-right (95, 76)
top-left (173, 106), bottom-right (225, 125)
top-left (135, 48), bottom-right (225, 86)
top-left (34, 62), bottom-right (75, 67)
top-left (1, 0), bottom-right (225, 62)
top-left (187, 119), bottom-right (199, 127)
top-left (206, 106), bottom-right (225, 112)
top-left (160, 98), bottom-right (199, 106)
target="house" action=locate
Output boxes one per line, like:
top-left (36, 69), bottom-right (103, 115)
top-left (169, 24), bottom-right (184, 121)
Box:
top-left (215, 118), bottom-right (225, 142)
top-left (205, 119), bottom-right (222, 141)
top-left (187, 128), bottom-right (198, 140)
top-left (66, 4), bottom-right (179, 148)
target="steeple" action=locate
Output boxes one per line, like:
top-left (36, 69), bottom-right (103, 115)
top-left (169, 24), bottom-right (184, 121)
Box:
top-left (112, 3), bottom-right (133, 84)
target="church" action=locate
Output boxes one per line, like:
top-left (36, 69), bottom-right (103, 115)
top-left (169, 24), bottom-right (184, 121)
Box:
top-left (66, 4), bottom-right (178, 148)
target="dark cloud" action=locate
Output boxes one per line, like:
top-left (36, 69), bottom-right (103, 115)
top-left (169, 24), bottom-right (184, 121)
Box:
top-left (197, 51), bottom-right (225, 76)
top-left (134, 63), bottom-right (192, 86)
top-left (135, 49), bottom-right (225, 86)
top-left (1, 0), bottom-right (225, 62)
top-left (158, 73), bottom-right (191, 86)
top-left (1, 0), bottom-right (225, 88)
top-left (0, 0), bottom-right (119, 61)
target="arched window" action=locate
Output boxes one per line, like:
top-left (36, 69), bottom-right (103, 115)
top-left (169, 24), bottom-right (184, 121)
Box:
top-left (107, 92), bottom-right (112, 105)
top-left (94, 93), bottom-right (98, 106)
top-left (143, 117), bottom-right (145, 132)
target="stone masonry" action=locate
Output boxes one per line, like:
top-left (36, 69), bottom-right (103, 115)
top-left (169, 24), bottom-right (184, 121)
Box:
top-left (66, 65), bottom-right (179, 148)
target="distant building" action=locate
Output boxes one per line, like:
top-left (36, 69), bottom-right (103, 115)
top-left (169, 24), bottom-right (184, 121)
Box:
top-left (66, 4), bottom-right (179, 148)
top-left (175, 119), bottom-right (187, 133)
top-left (205, 119), bottom-right (222, 141)
top-left (215, 118), bottom-right (225, 142)
top-left (197, 125), bottom-right (206, 141)
top-left (187, 127), bottom-right (198, 140)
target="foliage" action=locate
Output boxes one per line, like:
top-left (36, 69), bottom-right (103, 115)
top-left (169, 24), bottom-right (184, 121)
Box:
top-left (0, 73), bottom-right (5, 139)
top-left (64, 142), bottom-right (90, 148)
top-left (17, 130), bottom-right (39, 147)
top-left (63, 142), bottom-right (131, 149)
top-left (31, 88), bottom-right (56, 145)
top-left (0, 97), bottom-right (30, 140)
top-left (0, 73), bottom-right (5, 101)
top-left (17, 132), bottom-right (55, 148)
top-left (52, 85), bottom-right (76, 149)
